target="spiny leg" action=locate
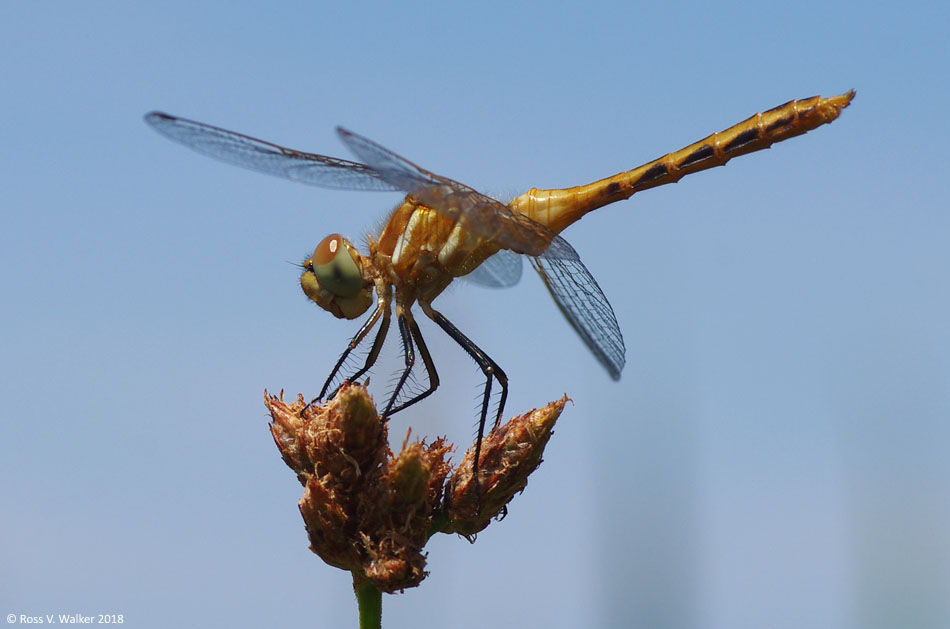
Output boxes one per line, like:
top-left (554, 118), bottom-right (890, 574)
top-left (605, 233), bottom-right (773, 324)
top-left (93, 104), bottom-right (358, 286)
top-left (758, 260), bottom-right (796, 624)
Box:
top-left (421, 306), bottom-right (508, 428)
top-left (385, 314), bottom-right (440, 415)
top-left (420, 302), bottom-right (509, 508)
top-left (312, 303), bottom-right (390, 407)
top-left (382, 312), bottom-right (417, 418)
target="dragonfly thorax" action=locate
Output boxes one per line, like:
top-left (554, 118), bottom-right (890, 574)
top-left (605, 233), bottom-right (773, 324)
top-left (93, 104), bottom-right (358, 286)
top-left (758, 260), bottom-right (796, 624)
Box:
top-left (300, 234), bottom-right (373, 320)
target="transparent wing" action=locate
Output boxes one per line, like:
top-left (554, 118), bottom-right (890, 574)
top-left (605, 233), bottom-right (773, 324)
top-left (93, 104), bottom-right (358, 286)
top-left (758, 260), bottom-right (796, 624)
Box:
top-left (464, 249), bottom-right (524, 288)
top-left (530, 251), bottom-right (625, 380)
top-left (335, 127), bottom-right (444, 191)
top-left (337, 127), bottom-right (578, 259)
top-left (144, 112), bottom-right (401, 191)
top-left (145, 113), bottom-right (581, 261)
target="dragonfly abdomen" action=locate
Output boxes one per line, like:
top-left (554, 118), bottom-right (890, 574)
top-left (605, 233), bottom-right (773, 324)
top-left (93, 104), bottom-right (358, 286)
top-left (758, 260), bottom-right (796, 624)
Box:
top-left (508, 90), bottom-right (855, 235)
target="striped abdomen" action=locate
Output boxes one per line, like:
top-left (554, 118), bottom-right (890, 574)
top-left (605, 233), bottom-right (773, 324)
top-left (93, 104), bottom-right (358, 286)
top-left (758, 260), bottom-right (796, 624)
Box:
top-left (508, 91), bottom-right (855, 234)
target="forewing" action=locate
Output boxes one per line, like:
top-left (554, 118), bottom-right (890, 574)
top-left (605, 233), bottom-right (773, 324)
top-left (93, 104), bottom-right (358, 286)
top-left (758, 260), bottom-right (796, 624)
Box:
top-left (464, 249), bottom-right (524, 288)
top-left (144, 112), bottom-right (400, 191)
top-left (336, 127), bottom-right (445, 191)
top-left (530, 248), bottom-right (625, 380)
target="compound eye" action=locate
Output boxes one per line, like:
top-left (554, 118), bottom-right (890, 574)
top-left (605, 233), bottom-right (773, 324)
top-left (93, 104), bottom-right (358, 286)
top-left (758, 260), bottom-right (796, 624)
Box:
top-left (309, 234), bottom-right (362, 297)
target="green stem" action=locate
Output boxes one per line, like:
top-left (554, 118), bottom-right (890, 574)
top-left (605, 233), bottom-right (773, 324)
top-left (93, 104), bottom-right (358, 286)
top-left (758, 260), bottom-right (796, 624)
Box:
top-left (354, 575), bottom-right (382, 629)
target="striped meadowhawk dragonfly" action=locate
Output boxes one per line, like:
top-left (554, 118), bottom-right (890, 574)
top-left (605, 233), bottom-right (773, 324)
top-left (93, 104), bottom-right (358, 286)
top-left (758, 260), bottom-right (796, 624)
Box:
top-left (145, 90), bottom-right (853, 480)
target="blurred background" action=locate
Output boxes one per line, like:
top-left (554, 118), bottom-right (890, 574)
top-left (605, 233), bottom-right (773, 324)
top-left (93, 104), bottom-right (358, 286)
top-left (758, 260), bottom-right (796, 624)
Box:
top-left (1, 2), bottom-right (947, 627)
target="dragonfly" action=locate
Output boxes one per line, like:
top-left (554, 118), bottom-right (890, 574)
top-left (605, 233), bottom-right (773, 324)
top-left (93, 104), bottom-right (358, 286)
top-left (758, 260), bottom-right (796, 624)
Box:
top-left (145, 90), bottom-right (854, 485)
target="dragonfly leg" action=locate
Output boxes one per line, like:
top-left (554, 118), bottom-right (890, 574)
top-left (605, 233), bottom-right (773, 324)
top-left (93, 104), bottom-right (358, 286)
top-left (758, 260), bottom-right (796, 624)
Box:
top-left (311, 302), bottom-right (390, 407)
top-left (383, 313), bottom-right (440, 416)
top-left (419, 302), bottom-right (509, 508)
top-left (382, 313), bottom-right (414, 417)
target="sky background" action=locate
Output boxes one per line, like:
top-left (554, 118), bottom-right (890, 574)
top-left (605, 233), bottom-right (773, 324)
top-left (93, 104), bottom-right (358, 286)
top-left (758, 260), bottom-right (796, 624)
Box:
top-left (1, 2), bottom-right (948, 627)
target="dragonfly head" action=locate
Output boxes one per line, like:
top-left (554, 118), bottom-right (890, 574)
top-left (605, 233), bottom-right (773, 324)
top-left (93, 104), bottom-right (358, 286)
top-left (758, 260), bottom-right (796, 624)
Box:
top-left (300, 234), bottom-right (373, 319)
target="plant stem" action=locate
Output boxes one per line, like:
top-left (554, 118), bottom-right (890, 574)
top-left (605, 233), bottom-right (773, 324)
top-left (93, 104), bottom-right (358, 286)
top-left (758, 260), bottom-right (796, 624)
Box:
top-left (354, 576), bottom-right (382, 629)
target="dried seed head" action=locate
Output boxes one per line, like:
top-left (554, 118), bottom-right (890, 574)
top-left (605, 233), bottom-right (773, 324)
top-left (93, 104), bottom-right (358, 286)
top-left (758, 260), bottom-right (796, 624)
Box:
top-left (267, 385), bottom-right (390, 572)
top-left (443, 396), bottom-right (569, 536)
top-left (266, 384), bottom-right (453, 592)
top-left (267, 384), bottom-right (569, 592)
top-left (267, 385), bottom-right (387, 488)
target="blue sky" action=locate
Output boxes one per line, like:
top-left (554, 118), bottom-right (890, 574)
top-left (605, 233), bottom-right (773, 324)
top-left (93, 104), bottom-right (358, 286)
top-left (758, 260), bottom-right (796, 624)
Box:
top-left (1, 2), bottom-right (947, 627)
